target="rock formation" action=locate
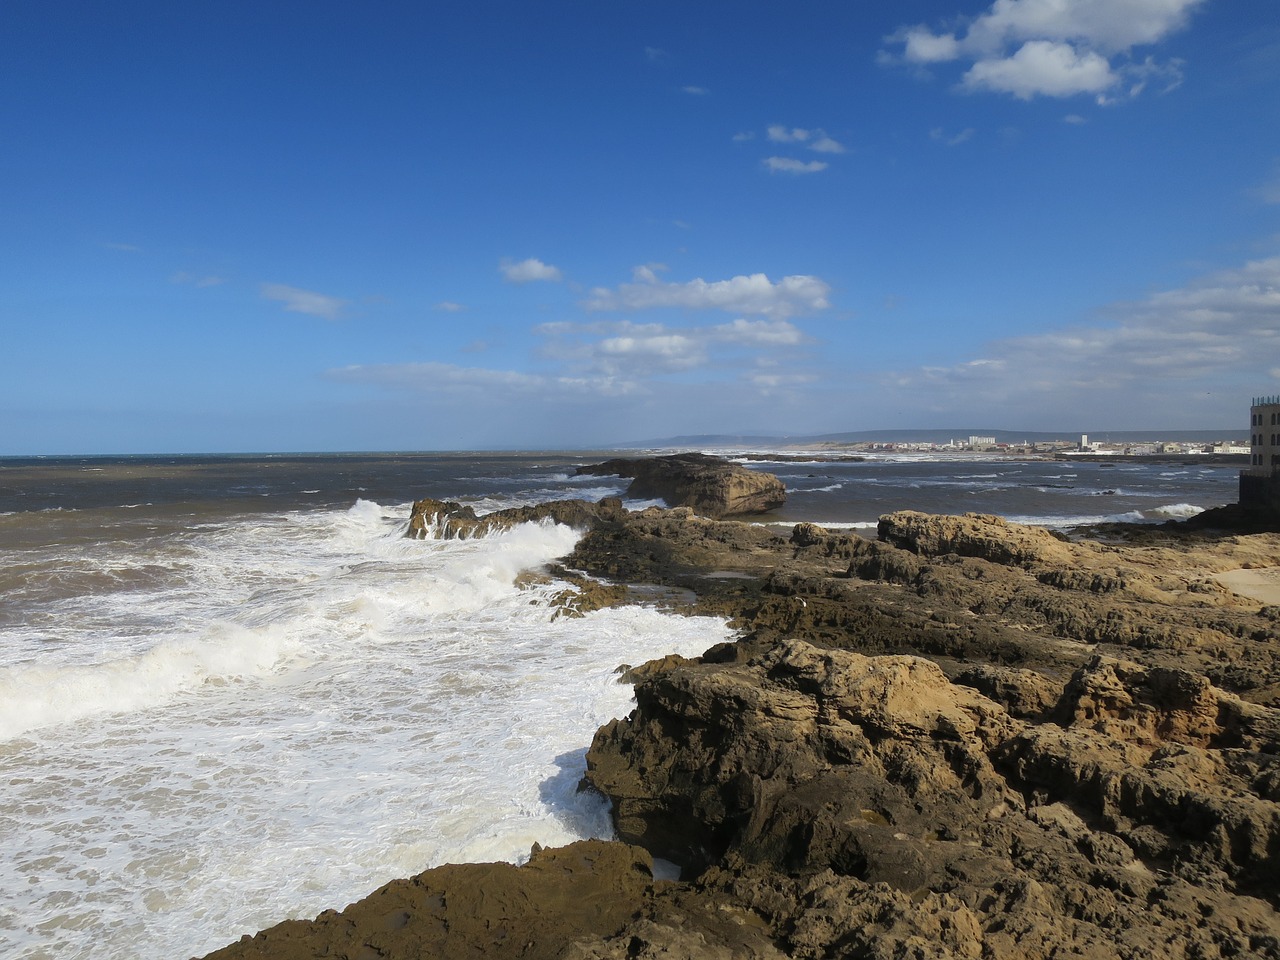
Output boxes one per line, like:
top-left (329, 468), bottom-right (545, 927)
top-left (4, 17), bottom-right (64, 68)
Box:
top-left (582, 640), bottom-right (1280, 957)
top-left (574, 453), bottom-right (786, 518)
top-left (406, 496), bottom-right (624, 539)
top-left (203, 506), bottom-right (1280, 960)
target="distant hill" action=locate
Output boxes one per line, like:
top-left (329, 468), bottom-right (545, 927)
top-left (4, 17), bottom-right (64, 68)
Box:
top-left (617, 428), bottom-right (1245, 449)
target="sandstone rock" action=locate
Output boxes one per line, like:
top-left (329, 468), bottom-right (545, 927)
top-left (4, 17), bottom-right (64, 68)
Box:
top-left (585, 638), bottom-right (1280, 956)
top-left (952, 664), bottom-right (1063, 720)
top-left (586, 639), bottom-right (1023, 880)
top-left (575, 454), bottom-right (786, 518)
top-left (877, 510), bottom-right (1073, 566)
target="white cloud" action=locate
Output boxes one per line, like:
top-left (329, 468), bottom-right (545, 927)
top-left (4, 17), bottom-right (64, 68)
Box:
top-left (584, 270), bottom-right (831, 319)
top-left (537, 314), bottom-right (814, 382)
top-left (711, 318), bottom-right (807, 347)
top-left (598, 333), bottom-right (704, 369)
top-left (1063, 113), bottom-right (1088, 124)
top-left (882, 0), bottom-right (1206, 102)
top-left (682, 85), bottom-right (710, 95)
top-left (963, 40), bottom-right (1116, 99)
top-left (809, 135), bottom-right (847, 154)
top-left (435, 301), bottom-right (466, 312)
top-left (963, 0), bottom-right (1206, 55)
top-left (884, 255), bottom-right (1280, 424)
top-left (766, 125), bottom-right (844, 153)
top-left (500, 257), bottom-right (563, 283)
top-left (327, 361), bottom-right (639, 398)
top-left (732, 131), bottom-right (755, 142)
top-left (260, 283), bottom-right (347, 320)
top-left (631, 263), bottom-right (667, 283)
top-left (898, 26), bottom-right (961, 64)
top-left (763, 157), bottom-right (829, 175)
top-left (767, 125), bottom-right (811, 143)
top-left (930, 126), bottom-right (976, 146)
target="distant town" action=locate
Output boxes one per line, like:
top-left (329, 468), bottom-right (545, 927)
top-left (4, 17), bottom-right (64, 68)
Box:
top-left (811, 434), bottom-right (1251, 457)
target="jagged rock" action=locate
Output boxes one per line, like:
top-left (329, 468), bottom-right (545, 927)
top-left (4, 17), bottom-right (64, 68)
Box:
top-left (952, 664), bottom-right (1063, 720)
top-left (575, 453), bottom-right (786, 518)
top-left (560, 508), bottom-right (1280, 700)
top-left (585, 638), bottom-right (1280, 956)
top-left (407, 496), bottom-right (623, 539)
top-left (586, 639), bottom-right (1024, 880)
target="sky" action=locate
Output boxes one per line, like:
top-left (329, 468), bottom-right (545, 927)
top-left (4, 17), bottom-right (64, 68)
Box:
top-left (3, 0), bottom-right (1279, 453)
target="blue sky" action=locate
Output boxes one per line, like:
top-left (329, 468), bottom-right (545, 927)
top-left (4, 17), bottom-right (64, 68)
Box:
top-left (3, 0), bottom-right (1278, 453)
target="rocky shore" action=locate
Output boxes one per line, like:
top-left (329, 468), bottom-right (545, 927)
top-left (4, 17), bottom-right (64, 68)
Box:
top-left (202, 497), bottom-right (1280, 959)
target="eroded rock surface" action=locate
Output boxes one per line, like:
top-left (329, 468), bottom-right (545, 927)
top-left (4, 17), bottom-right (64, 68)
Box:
top-left (575, 453), bottom-right (786, 518)
top-left (564, 508), bottom-right (1280, 703)
top-left (584, 640), bottom-right (1280, 957)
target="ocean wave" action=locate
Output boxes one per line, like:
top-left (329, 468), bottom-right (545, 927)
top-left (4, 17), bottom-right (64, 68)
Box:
top-left (0, 621), bottom-right (297, 740)
top-left (1146, 503), bottom-right (1205, 519)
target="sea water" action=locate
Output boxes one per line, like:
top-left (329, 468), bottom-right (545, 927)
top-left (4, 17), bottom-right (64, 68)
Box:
top-left (0, 452), bottom-right (1239, 959)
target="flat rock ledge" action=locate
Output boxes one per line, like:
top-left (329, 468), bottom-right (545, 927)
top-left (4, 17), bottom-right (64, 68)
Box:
top-left (575, 453), bottom-right (786, 518)
top-left (201, 507), bottom-right (1280, 960)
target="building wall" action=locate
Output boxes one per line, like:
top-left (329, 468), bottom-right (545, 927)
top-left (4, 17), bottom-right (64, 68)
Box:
top-left (1240, 471), bottom-right (1280, 514)
top-left (1243, 397), bottom-right (1280, 515)
top-left (1248, 397), bottom-right (1280, 476)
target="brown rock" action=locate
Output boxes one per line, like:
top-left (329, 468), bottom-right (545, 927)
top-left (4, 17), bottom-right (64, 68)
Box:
top-left (407, 497), bottom-right (623, 540)
top-left (200, 841), bottom-right (659, 960)
top-left (575, 454), bottom-right (786, 518)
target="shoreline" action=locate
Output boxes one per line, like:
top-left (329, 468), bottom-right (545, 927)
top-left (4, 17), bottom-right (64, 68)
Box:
top-left (201, 502), bottom-right (1280, 960)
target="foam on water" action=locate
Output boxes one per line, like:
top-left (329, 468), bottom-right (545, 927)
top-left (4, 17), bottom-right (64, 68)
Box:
top-left (0, 501), bottom-right (733, 960)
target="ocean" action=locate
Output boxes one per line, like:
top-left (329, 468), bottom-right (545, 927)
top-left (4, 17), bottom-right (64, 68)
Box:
top-left (0, 451), bottom-right (1239, 959)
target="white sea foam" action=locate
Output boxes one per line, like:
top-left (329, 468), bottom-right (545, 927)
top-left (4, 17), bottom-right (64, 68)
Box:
top-left (0, 501), bottom-right (733, 960)
top-left (0, 621), bottom-right (294, 739)
top-left (758, 520), bottom-right (878, 531)
top-left (1146, 502), bottom-right (1205, 519)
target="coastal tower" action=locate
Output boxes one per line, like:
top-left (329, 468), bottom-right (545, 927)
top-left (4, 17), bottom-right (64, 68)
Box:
top-left (1251, 396), bottom-right (1280, 474)
top-left (1241, 395), bottom-right (1280, 515)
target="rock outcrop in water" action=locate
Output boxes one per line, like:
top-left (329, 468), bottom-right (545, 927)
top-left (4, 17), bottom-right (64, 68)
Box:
top-left (574, 453), bottom-right (786, 518)
top-left (406, 496), bottom-right (624, 539)
top-left (203, 506), bottom-right (1280, 960)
